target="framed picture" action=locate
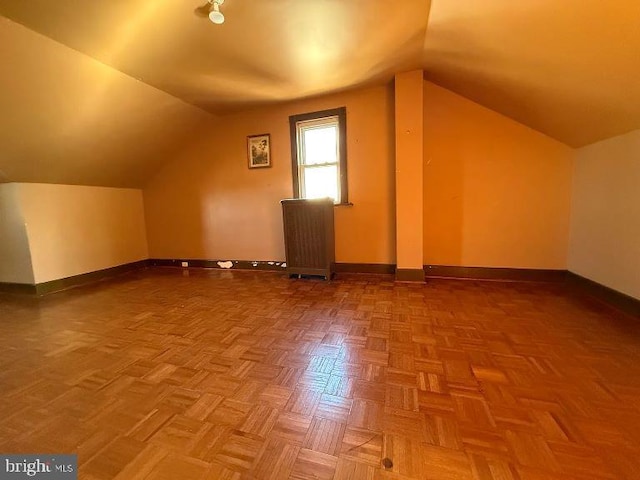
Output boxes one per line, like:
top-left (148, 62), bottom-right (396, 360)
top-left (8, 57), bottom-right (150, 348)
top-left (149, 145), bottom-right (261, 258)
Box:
top-left (247, 134), bottom-right (271, 168)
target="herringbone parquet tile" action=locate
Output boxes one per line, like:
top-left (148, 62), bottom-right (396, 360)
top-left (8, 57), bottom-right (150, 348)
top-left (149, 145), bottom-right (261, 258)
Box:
top-left (1, 268), bottom-right (640, 479)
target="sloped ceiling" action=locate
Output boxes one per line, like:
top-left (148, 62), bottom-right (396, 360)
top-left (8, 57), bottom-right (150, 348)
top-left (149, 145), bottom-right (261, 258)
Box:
top-left (0, 18), bottom-right (213, 187)
top-left (0, 0), bottom-right (430, 111)
top-left (423, 0), bottom-right (640, 147)
top-left (0, 0), bottom-right (430, 186)
top-left (0, 0), bottom-right (639, 188)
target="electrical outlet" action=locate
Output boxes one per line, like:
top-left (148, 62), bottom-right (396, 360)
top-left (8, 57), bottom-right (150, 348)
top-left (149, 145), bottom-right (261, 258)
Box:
top-left (181, 261), bottom-right (189, 268)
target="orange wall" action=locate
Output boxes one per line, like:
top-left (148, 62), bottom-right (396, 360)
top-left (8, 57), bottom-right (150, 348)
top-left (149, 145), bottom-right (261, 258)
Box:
top-left (145, 80), bottom-right (575, 270)
top-left (144, 85), bottom-right (396, 264)
top-left (423, 81), bottom-right (574, 269)
top-left (394, 71), bottom-right (424, 270)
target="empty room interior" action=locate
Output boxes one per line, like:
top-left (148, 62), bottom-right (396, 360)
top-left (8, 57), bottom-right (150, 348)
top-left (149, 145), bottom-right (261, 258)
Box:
top-left (1, 0), bottom-right (640, 479)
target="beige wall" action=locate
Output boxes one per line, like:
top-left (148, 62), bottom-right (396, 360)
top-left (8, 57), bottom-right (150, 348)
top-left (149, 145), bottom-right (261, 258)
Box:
top-left (423, 81), bottom-right (574, 269)
top-left (16, 183), bottom-right (148, 284)
top-left (144, 85), bottom-right (396, 264)
top-left (569, 130), bottom-right (640, 299)
top-left (0, 184), bottom-right (35, 284)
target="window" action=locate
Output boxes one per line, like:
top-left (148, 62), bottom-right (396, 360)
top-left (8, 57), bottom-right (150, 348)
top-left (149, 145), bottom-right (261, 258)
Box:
top-left (289, 107), bottom-right (348, 204)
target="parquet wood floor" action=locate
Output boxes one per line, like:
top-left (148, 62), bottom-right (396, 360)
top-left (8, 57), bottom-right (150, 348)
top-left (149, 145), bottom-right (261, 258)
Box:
top-left (1, 268), bottom-right (639, 479)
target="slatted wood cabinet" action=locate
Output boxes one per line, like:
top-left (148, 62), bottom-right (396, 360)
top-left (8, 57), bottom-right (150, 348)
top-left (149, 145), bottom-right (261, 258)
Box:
top-left (281, 198), bottom-right (335, 280)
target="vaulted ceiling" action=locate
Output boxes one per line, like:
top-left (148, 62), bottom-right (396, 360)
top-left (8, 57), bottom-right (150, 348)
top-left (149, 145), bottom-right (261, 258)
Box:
top-left (0, 0), bottom-right (430, 111)
top-left (1, 0), bottom-right (639, 186)
top-left (424, 0), bottom-right (640, 147)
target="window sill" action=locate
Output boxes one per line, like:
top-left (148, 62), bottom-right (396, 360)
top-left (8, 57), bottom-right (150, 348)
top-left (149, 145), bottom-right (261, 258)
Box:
top-left (334, 202), bottom-right (354, 207)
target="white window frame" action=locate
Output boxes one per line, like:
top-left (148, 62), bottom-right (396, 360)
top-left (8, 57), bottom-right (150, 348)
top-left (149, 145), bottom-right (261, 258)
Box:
top-left (296, 116), bottom-right (341, 201)
top-left (289, 107), bottom-right (348, 204)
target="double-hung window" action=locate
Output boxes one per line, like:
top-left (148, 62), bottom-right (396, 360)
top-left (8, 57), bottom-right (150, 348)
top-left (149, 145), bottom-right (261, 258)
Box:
top-left (289, 107), bottom-right (348, 204)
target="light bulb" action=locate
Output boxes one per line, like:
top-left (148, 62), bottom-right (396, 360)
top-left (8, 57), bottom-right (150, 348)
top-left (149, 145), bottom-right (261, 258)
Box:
top-left (209, 4), bottom-right (224, 24)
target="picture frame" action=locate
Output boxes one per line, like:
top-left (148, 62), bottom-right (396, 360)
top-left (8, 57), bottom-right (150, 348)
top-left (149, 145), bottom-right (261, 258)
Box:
top-left (247, 134), bottom-right (271, 168)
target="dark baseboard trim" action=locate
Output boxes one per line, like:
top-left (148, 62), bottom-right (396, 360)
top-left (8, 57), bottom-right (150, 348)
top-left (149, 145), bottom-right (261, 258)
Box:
top-left (149, 258), bottom-right (286, 272)
top-left (35, 260), bottom-right (149, 295)
top-left (4, 259), bottom-right (636, 318)
top-left (335, 263), bottom-right (395, 274)
top-left (424, 265), bottom-right (568, 282)
top-left (566, 272), bottom-right (639, 318)
top-left (0, 282), bottom-right (38, 295)
top-left (396, 268), bottom-right (426, 282)
top-left (151, 259), bottom-right (397, 275)
top-left (1, 260), bottom-right (148, 296)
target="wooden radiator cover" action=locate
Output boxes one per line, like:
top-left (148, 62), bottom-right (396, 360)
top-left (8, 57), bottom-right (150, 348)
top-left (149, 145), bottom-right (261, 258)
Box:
top-left (281, 198), bottom-right (335, 280)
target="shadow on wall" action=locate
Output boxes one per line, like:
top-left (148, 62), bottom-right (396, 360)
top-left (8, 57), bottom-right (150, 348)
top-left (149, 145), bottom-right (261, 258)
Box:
top-left (0, 184), bottom-right (35, 284)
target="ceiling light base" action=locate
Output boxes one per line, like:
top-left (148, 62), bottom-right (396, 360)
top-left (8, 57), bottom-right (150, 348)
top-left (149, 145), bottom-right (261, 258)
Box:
top-left (209, 0), bottom-right (225, 24)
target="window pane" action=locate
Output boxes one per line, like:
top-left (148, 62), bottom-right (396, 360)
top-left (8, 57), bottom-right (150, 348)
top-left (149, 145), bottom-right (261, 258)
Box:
top-left (302, 126), bottom-right (337, 165)
top-left (290, 108), bottom-right (347, 204)
top-left (303, 165), bottom-right (338, 201)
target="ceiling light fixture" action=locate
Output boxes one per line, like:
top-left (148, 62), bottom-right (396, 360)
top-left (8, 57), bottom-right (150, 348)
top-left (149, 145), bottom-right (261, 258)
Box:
top-left (209, 0), bottom-right (225, 24)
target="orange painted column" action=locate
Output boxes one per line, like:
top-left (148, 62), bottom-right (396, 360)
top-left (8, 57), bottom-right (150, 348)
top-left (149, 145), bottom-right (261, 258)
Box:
top-left (394, 70), bottom-right (425, 282)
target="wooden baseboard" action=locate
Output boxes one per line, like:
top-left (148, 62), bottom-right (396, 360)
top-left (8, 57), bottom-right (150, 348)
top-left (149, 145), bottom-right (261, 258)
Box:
top-left (36, 260), bottom-right (149, 295)
top-left (566, 272), bottom-right (639, 318)
top-left (151, 260), bottom-right (564, 283)
top-left (424, 265), bottom-right (568, 282)
top-left (149, 258), bottom-right (286, 272)
top-left (335, 263), bottom-right (395, 274)
top-left (396, 268), bottom-right (426, 282)
top-left (0, 260), bottom-right (148, 296)
top-left (4, 259), bottom-right (636, 318)
top-left (152, 259), bottom-right (397, 275)
top-left (0, 282), bottom-right (38, 295)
